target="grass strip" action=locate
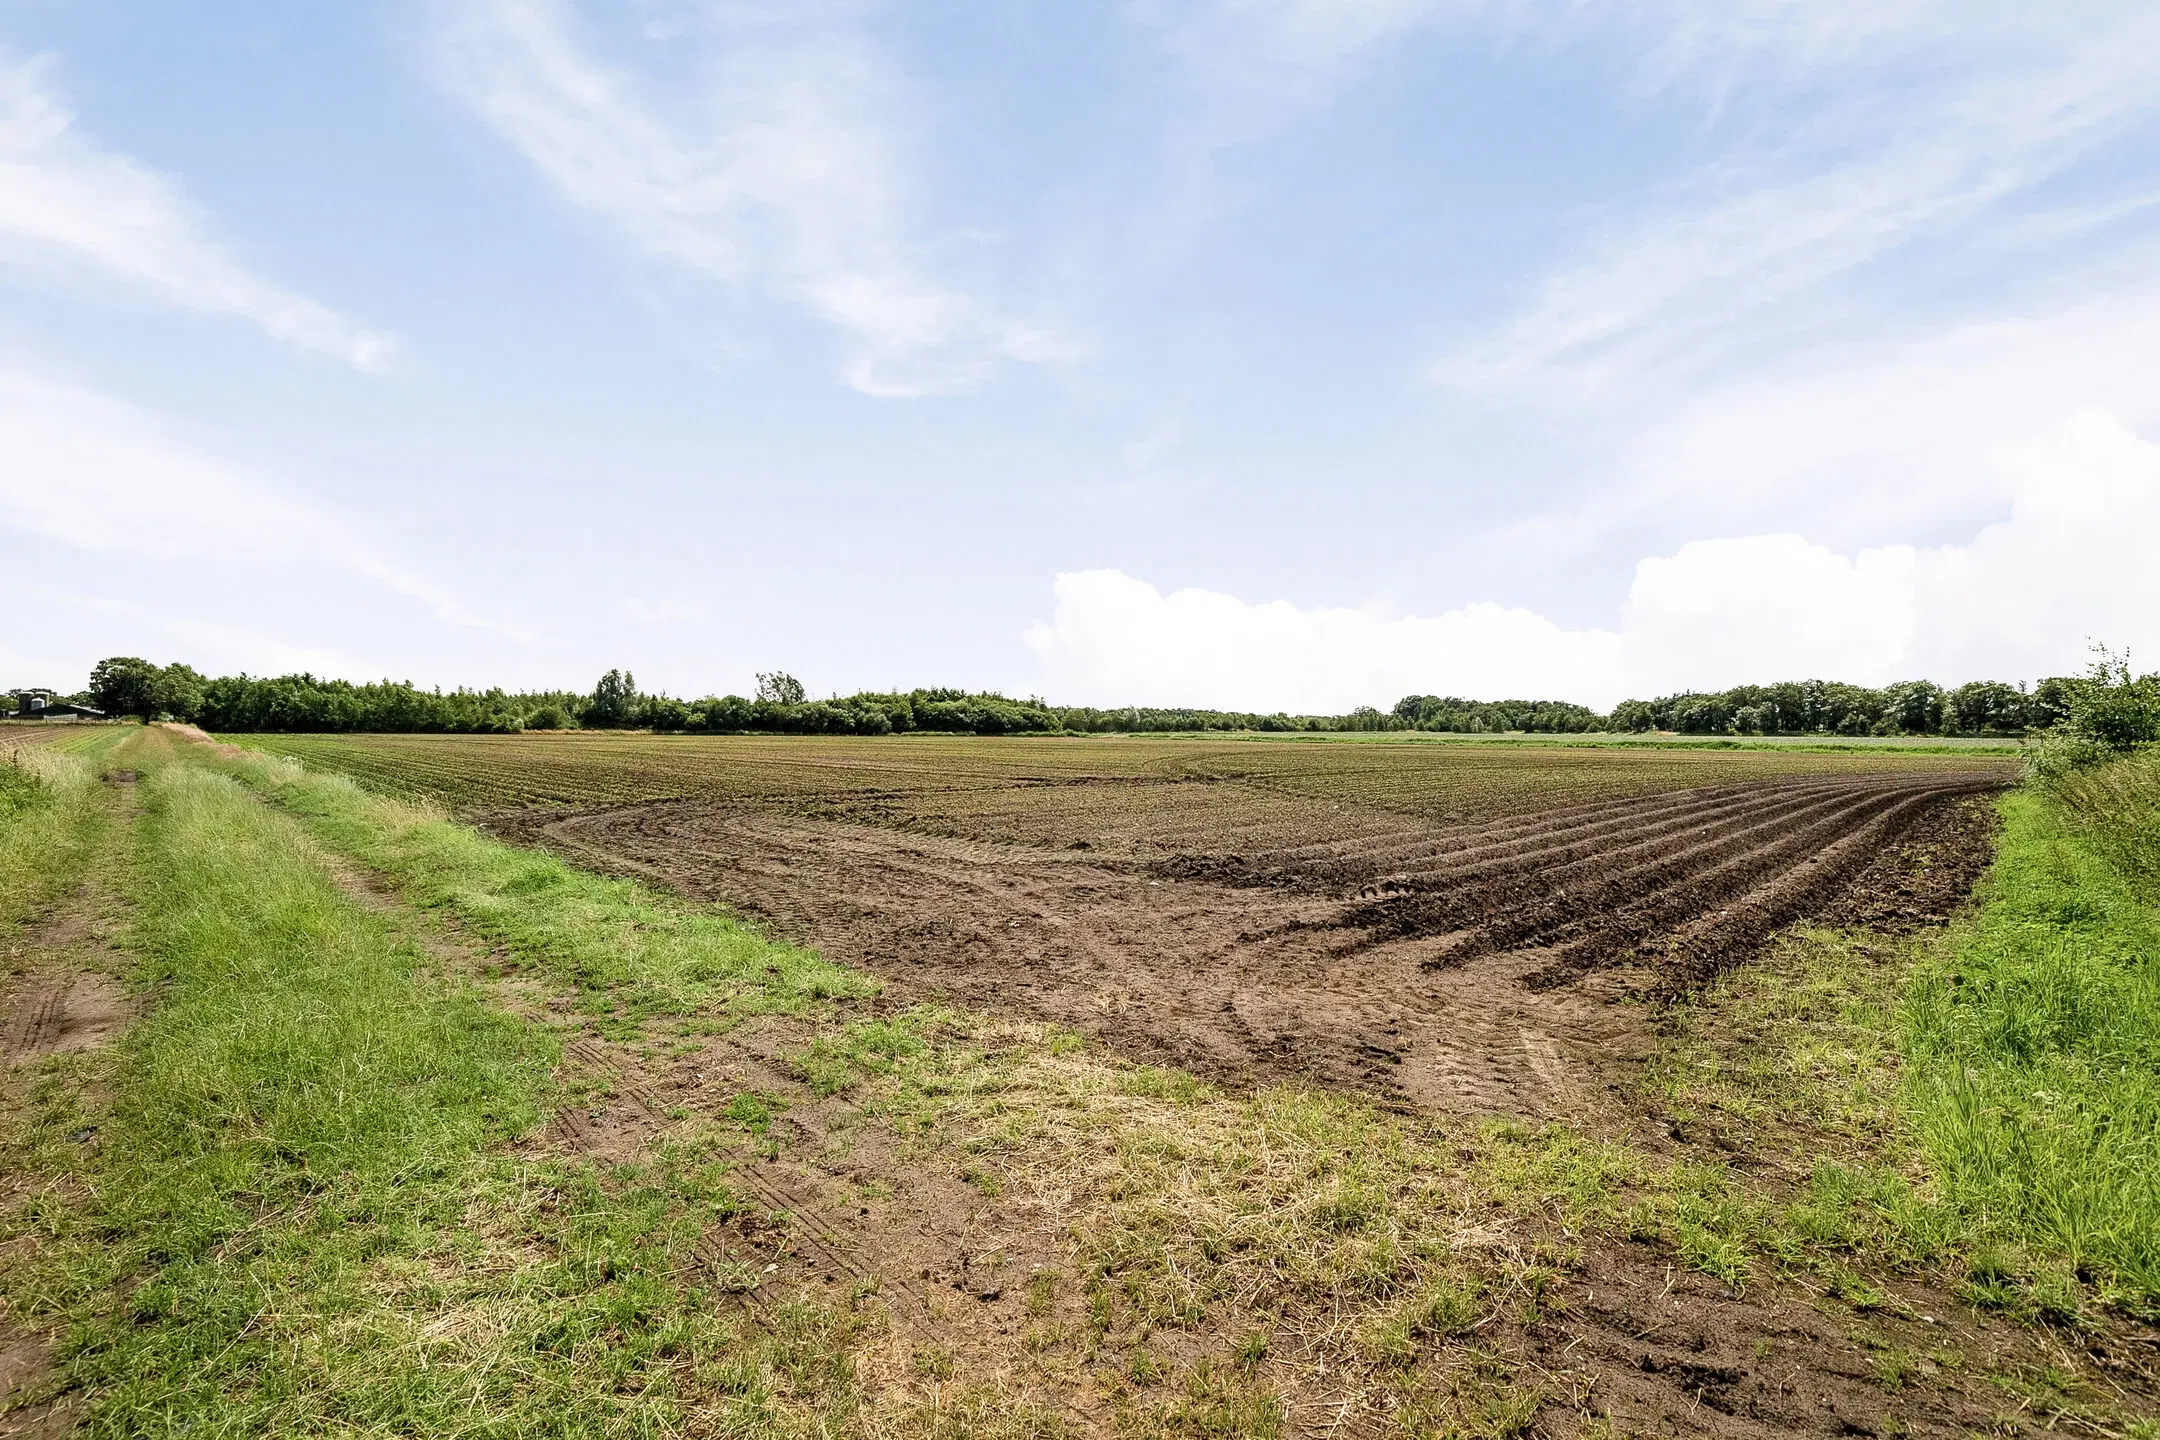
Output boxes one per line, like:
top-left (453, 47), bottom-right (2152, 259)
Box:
top-left (213, 745), bottom-right (869, 1032)
top-left (1903, 766), bottom-right (2160, 1314)
top-left (1, 736), bottom-right (868, 1435)
top-left (0, 729), bottom-right (125, 937)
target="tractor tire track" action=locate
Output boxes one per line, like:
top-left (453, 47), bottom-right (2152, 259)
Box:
top-left (491, 769), bottom-right (2006, 1116)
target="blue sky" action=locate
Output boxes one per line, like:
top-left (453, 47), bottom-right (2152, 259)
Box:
top-left (7, 1), bottom-right (2160, 711)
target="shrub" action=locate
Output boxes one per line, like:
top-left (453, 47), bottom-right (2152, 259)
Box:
top-left (2065, 649), bottom-right (2160, 753)
top-left (2030, 648), bottom-right (2160, 779)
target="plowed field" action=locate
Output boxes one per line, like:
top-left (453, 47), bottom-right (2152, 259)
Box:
top-left (254, 733), bottom-right (2014, 1112)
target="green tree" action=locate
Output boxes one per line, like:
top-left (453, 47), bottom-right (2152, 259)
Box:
top-left (584, 670), bottom-right (638, 728)
top-left (87, 657), bottom-right (161, 719)
top-left (2065, 647), bottom-right (2160, 752)
top-left (756, 672), bottom-right (806, 705)
top-left (1946, 680), bottom-right (2027, 735)
top-left (1881, 680), bottom-right (1948, 735)
top-left (153, 663), bottom-right (207, 722)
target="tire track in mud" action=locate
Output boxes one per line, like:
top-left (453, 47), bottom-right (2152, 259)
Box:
top-left (545, 1033), bottom-right (952, 1333)
top-left (489, 768), bottom-right (2007, 1117)
top-left (281, 808), bottom-right (987, 1345)
top-left (2, 770), bottom-right (142, 1071)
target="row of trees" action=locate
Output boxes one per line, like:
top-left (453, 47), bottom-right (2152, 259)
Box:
top-left (69, 655), bottom-right (2154, 743)
top-left (1606, 678), bottom-right (2079, 738)
top-left (85, 658), bottom-right (568, 735)
top-left (75, 660), bottom-right (1624, 738)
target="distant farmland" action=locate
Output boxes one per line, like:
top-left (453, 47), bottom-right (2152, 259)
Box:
top-left (249, 730), bottom-right (2013, 1111)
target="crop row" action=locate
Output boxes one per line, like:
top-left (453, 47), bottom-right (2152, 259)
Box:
top-left (239, 732), bottom-right (2018, 865)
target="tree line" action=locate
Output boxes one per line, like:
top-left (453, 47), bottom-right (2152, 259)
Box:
top-left (1607, 678), bottom-right (2075, 738)
top-left (54, 654), bottom-right (2155, 744)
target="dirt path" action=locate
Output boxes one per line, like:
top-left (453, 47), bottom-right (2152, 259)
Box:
top-left (489, 772), bottom-right (2003, 1118)
top-left (0, 769), bottom-right (139, 1440)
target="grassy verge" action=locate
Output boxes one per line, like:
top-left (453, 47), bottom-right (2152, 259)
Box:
top-left (2047, 746), bottom-right (2160, 894)
top-left (213, 742), bottom-right (869, 1031)
top-left (0, 729), bottom-right (126, 939)
top-left (1657, 750), bottom-right (2160, 1322)
top-left (0, 733), bottom-right (867, 1435)
top-left (1904, 775), bottom-right (2160, 1314)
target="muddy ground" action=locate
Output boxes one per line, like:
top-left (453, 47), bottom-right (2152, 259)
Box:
top-left (490, 769), bottom-right (2006, 1117)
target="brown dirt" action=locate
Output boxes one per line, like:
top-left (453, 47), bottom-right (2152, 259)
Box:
top-left (1808, 793), bottom-right (2003, 933)
top-left (1510, 1243), bottom-right (2160, 1437)
top-left (488, 770), bottom-right (2006, 1118)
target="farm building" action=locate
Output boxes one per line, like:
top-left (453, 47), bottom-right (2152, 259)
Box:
top-left (5, 689), bottom-right (105, 720)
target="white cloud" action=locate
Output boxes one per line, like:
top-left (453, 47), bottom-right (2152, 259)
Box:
top-left (0, 51), bottom-right (393, 370)
top-left (1439, 9), bottom-right (2160, 403)
top-left (1624, 280), bottom-right (2160, 541)
top-left (1146, 0), bottom-right (1452, 137)
top-left (1024, 569), bottom-right (1625, 713)
top-left (0, 362), bottom-right (522, 639)
top-left (436, 0), bottom-right (1072, 396)
top-left (1027, 411), bottom-right (2160, 711)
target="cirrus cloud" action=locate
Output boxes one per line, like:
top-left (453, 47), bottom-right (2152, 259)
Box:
top-left (435, 0), bottom-right (1075, 397)
top-left (0, 50), bottom-right (394, 370)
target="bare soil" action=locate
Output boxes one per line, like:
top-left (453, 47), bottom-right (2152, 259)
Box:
top-left (489, 770), bottom-right (2005, 1118)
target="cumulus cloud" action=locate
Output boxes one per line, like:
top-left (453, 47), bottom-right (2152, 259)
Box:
top-left (436, 0), bottom-right (1072, 396)
top-left (1027, 411), bottom-right (2160, 712)
top-left (0, 362), bottom-right (521, 639)
top-left (1618, 282), bottom-right (2160, 542)
top-left (0, 51), bottom-right (393, 370)
top-left (1024, 570), bottom-right (1624, 714)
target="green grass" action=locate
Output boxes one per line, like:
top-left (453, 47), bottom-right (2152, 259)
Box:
top-left (0, 736), bottom-right (872, 1435)
top-left (1903, 775), bottom-right (2160, 1312)
top-left (0, 730), bottom-right (125, 936)
top-left (212, 744), bottom-right (871, 1032)
top-left (2046, 746), bottom-right (2160, 895)
top-left (1652, 752), bottom-right (2160, 1318)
